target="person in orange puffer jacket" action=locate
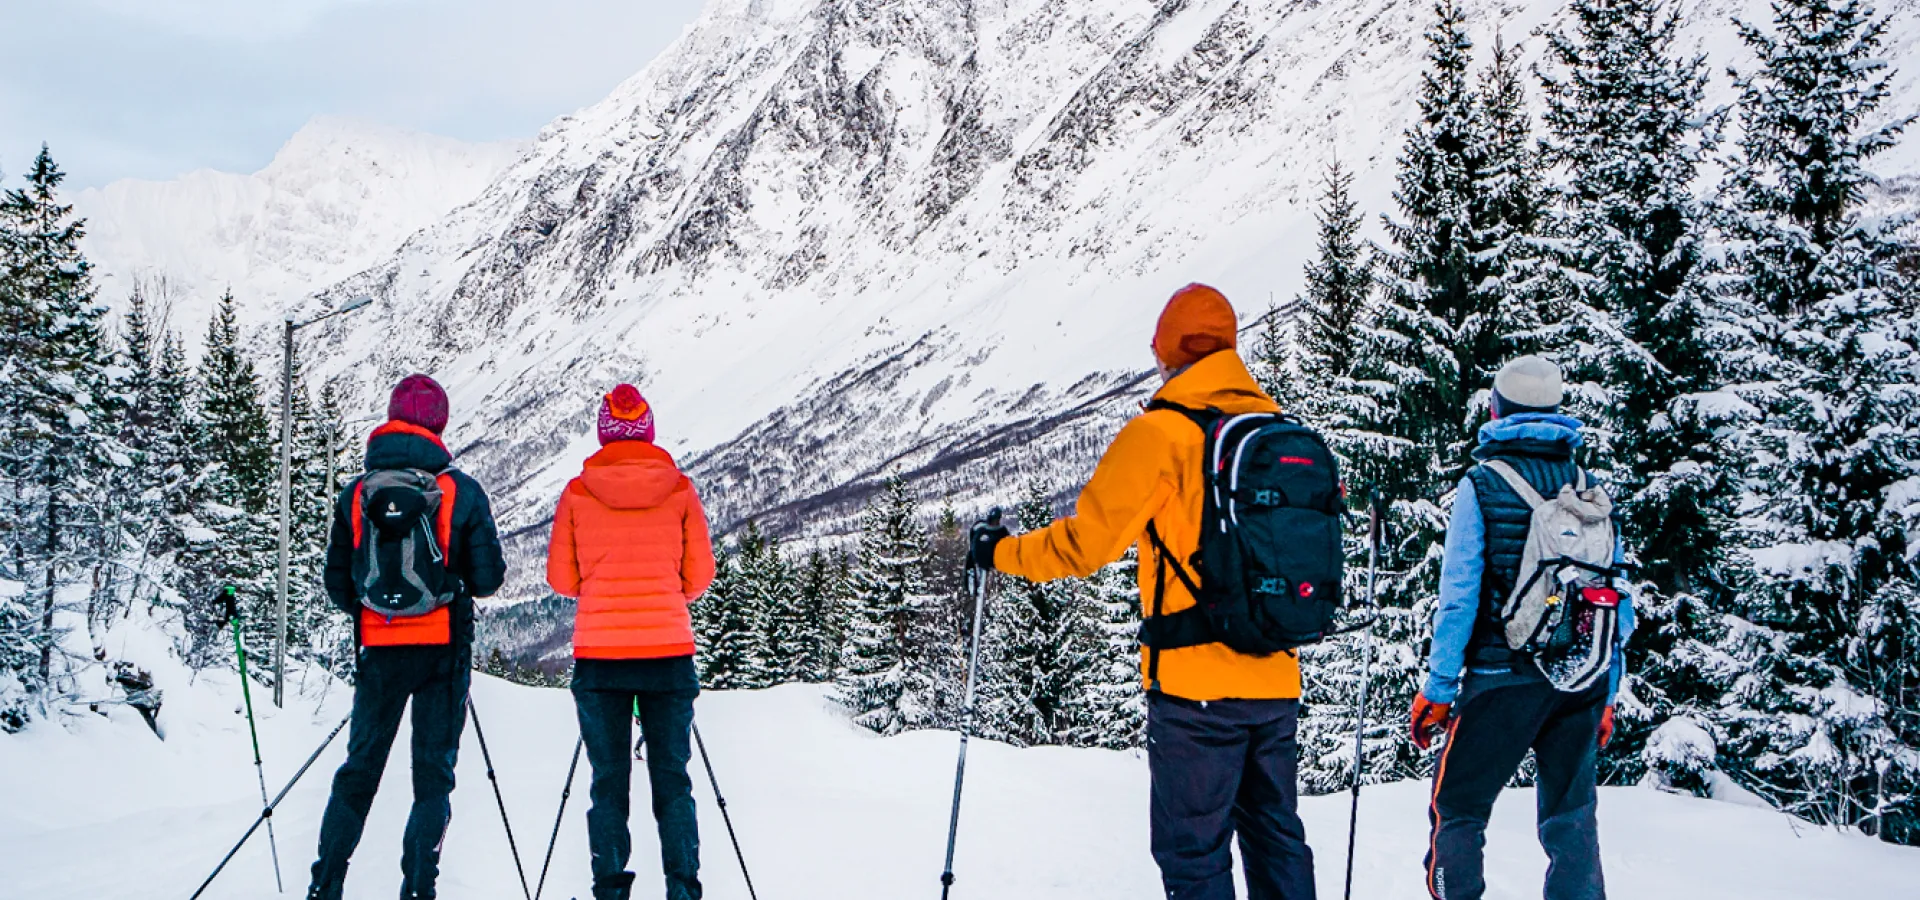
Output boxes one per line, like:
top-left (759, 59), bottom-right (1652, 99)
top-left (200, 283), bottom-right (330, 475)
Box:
top-left (546, 383), bottom-right (716, 900)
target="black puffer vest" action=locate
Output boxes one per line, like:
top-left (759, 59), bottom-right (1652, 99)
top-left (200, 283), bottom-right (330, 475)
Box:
top-left (1464, 436), bottom-right (1579, 669)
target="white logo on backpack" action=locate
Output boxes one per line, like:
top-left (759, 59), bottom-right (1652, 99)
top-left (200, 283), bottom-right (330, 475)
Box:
top-left (1482, 460), bottom-right (1620, 692)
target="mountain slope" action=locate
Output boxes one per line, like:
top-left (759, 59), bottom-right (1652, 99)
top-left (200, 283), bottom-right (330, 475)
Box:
top-left (190, 0), bottom-right (1920, 606)
top-left (75, 116), bottom-right (523, 343)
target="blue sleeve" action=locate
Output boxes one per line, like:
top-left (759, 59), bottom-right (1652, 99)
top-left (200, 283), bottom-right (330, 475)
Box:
top-left (1424, 477), bottom-right (1485, 704)
top-left (1609, 534), bottom-right (1634, 702)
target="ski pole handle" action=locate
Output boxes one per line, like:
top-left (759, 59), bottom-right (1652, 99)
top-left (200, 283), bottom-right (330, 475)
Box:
top-left (215, 585), bottom-right (239, 623)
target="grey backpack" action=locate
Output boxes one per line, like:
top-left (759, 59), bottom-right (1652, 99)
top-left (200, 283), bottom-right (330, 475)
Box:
top-left (352, 468), bottom-right (459, 618)
top-left (1482, 460), bottom-right (1622, 692)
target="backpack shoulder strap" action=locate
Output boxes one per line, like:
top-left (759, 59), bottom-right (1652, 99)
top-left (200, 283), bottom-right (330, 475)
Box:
top-left (1144, 399), bottom-right (1223, 433)
top-left (1480, 459), bottom-right (1549, 510)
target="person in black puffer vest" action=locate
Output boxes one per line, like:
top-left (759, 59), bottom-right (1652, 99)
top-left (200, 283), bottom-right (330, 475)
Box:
top-left (1409, 356), bottom-right (1635, 900)
top-left (307, 374), bottom-right (506, 900)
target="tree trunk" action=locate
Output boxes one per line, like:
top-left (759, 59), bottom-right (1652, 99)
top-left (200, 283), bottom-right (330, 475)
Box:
top-left (38, 492), bottom-right (56, 687)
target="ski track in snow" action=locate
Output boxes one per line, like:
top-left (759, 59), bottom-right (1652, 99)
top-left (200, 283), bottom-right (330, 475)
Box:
top-left (2, 672), bottom-right (1913, 900)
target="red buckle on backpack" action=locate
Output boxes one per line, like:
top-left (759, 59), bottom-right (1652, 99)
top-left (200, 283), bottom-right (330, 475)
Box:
top-left (1581, 587), bottom-right (1620, 609)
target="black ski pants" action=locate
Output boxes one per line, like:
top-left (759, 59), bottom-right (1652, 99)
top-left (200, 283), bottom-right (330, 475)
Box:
top-left (312, 645), bottom-right (469, 899)
top-left (574, 686), bottom-right (702, 900)
top-left (1424, 677), bottom-right (1607, 900)
top-left (1148, 694), bottom-right (1316, 900)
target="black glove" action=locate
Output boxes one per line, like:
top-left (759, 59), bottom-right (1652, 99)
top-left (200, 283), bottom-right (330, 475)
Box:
top-left (212, 585), bottom-right (238, 623)
top-left (968, 508), bottom-right (1009, 572)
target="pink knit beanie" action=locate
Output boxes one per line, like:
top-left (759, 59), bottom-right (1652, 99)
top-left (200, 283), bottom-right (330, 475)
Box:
top-left (597, 384), bottom-right (656, 445)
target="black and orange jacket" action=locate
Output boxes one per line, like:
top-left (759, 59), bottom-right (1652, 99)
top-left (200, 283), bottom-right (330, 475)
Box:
top-left (323, 420), bottom-right (506, 651)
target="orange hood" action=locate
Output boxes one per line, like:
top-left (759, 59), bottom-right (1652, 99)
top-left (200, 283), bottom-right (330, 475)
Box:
top-left (576, 441), bottom-right (687, 510)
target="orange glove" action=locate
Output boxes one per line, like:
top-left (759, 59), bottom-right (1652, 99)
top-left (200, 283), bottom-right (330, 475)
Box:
top-left (1598, 705), bottom-right (1616, 749)
top-left (1411, 695), bottom-right (1453, 751)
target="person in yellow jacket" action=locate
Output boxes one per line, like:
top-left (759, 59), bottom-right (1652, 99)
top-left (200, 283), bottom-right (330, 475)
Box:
top-left (969, 283), bottom-right (1316, 900)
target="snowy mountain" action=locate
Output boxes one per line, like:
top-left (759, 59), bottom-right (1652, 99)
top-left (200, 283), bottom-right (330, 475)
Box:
top-left (4, 654), bottom-right (1913, 898)
top-left (241, 0), bottom-right (1920, 606)
top-left (74, 116), bottom-right (523, 345)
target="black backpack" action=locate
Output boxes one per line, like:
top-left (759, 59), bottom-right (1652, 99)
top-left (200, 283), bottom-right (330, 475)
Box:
top-left (352, 468), bottom-right (460, 618)
top-left (1139, 401), bottom-right (1348, 681)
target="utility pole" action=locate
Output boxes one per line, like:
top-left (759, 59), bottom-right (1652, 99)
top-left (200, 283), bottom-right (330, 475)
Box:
top-left (274, 296), bottom-right (374, 708)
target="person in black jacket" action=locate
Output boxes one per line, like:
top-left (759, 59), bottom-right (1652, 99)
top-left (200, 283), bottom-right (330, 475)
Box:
top-left (307, 374), bottom-right (506, 900)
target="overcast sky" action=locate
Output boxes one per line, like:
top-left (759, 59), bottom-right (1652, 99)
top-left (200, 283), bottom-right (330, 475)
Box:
top-left (0, 0), bottom-right (708, 189)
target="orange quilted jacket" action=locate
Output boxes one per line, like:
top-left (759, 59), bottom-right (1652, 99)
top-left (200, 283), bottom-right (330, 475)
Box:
top-left (546, 441), bottom-right (717, 659)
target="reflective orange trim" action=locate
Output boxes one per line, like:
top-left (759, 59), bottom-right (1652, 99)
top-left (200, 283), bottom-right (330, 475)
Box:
top-left (1427, 715), bottom-right (1463, 898)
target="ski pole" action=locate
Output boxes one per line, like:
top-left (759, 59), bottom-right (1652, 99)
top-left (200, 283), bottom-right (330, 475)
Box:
top-left (222, 585), bottom-right (284, 894)
top-left (467, 698), bottom-right (532, 900)
top-left (1343, 494), bottom-right (1386, 900)
top-left (533, 736), bottom-right (584, 900)
top-left (191, 712), bottom-right (352, 900)
top-left (940, 509), bottom-right (1000, 899)
top-left (692, 721), bottom-right (760, 900)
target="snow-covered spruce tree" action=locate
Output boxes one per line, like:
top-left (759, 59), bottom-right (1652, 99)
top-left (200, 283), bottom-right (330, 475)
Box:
top-left (1708, 0), bottom-right (1919, 840)
top-left (194, 291), bottom-right (281, 665)
top-left (1255, 160), bottom-right (1378, 440)
top-left (1374, 0), bottom-right (1494, 484)
top-left (797, 548), bottom-right (851, 683)
top-left (976, 480), bottom-right (1102, 747)
top-left (0, 146), bottom-right (123, 700)
top-left (279, 352), bottom-right (332, 659)
top-left (153, 331), bottom-right (231, 668)
top-left (1470, 33), bottom-right (1551, 355)
top-left (0, 163), bottom-right (37, 721)
top-left (1536, 0), bottom-right (1742, 781)
top-left (696, 534), bottom-right (770, 690)
top-left (301, 378), bottom-right (356, 678)
top-left (1066, 550), bottom-right (1147, 750)
top-left (743, 521), bottom-right (809, 685)
top-left (835, 477), bottom-right (943, 735)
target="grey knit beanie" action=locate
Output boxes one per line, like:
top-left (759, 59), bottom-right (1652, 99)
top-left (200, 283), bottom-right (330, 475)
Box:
top-left (1492, 355), bottom-right (1564, 417)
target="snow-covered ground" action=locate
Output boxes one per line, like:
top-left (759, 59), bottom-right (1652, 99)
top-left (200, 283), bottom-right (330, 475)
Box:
top-left (2, 653), bottom-right (1913, 899)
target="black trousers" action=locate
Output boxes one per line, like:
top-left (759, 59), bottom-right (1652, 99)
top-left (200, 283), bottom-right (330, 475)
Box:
top-left (1148, 694), bottom-right (1316, 900)
top-left (1425, 677), bottom-right (1607, 900)
top-left (574, 686), bottom-right (702, 900)
top-left (312, 646), bottom-right (469, 899)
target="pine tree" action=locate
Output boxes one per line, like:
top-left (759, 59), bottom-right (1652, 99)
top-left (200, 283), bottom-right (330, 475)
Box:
top-left (1067, 551), bottom-right (1147, 750)
top-left (1537, 0), bottom-right (1741, 780)
top-left (696, 537), bottom-right (769, 690)
top-left (1469, 34), bottom-right (1550, 354)
top-left (1705, 0), bottom-right (1919, 839)
top-left (1372, 0), bottom-right (1481, 490)
top-left (976, 480), bottom-right (1102, 746)
top-left (193, 291), bottom-right (279, 662)
top-left (797, 549), bottom-right (850, 683)
top-left (0, 146), bottom-right (121, 696)
top-left (1256, 160), bottom-right (1380, 443)
top-left (742, 521), bottom-right (808, 685)
top-left (835, 477), bottom-right (942, 735)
